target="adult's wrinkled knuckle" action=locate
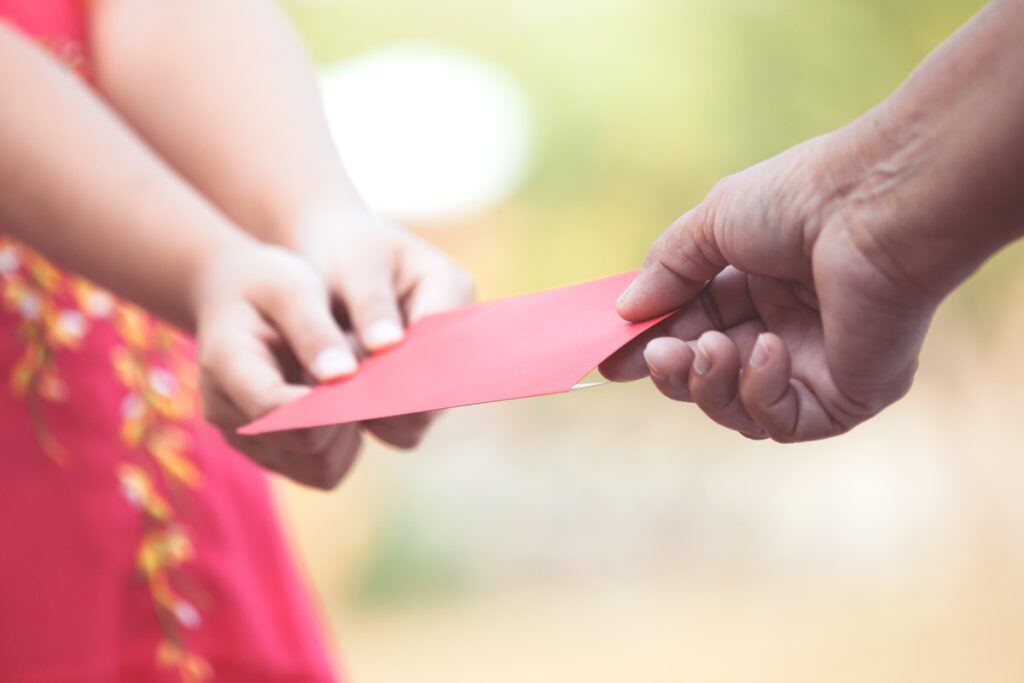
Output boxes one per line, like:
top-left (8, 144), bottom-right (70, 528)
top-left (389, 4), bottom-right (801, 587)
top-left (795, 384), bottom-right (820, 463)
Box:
top-left (707, 172), bottom-right (742, 204)
top-left (652, 234), bottom-right (716, 285)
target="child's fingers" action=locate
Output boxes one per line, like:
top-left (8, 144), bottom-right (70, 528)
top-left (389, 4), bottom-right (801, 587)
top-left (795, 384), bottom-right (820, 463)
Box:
top-left (200, 335), bottom-right (308, 419)
top-left (301, 427), bottom-right (362, 490)
top-left (204, 377), bottom-right (360, 488)
top-left (689, 331), bottom-right (765, 438)
top-left (220, 426), bottom-right (361, 490)
top-left (205, 385), bottom-right (337, 454)
top-left (332, 258), bottom-right (406, 352)
top-left (252, 271), bottom-right (357, 382)
top-left (403, 259), bottom-right (476, 322)
top-left (203, 383), bottom-right (295, 473)
top-left (363, 411), bottom-right (437, 449)
top-left (219, 429), bottom-right (293, 479)
top-left (266, 425), bottom-right (362, 490)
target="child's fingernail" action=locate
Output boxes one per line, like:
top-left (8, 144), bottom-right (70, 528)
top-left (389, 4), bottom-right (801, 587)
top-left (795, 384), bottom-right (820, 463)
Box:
top-left (365, 319), bottom-right (404, 350)
top-left (313, 346), bottom-right (358, 380)
top-left (749, 334), bottom-right (770, 369)
top-left (617, 279), bottom-right (637, 307)
top-left (693, 338), bottom-right (712, 376)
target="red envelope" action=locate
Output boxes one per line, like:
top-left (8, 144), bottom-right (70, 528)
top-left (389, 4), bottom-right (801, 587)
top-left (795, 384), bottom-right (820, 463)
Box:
top-left (239, 271), bottom-right (668, 435)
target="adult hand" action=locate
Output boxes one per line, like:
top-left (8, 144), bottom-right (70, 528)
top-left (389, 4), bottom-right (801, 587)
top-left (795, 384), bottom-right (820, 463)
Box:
top-left (601, 132), bottom-right (940, 441)
top-left (603, 1), bottom-right (1024, 443)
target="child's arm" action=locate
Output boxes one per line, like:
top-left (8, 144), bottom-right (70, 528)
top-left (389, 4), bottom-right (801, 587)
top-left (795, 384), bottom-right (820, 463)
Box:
top-left (88, 0), bottom-right (474, 350)
top-left (87, 0), bottom-right (475, 449)
top-left (0, 19), bottom-right (236, 331)
top-left (0, 21), bottom-right (360, 488)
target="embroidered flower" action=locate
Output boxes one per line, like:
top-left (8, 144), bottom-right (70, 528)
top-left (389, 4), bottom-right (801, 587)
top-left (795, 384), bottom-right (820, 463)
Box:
top-left (157, 641), bottom-right (213, 683)
top-left (174, 600), bottom-right (202, 629)
top-left (0, 245), bottom-right (19, 275)
top-left (109, 299), bottom-right (208, 677)
top-left (0, 238), bottom-right (91, 463)
top-left (2, 236), bottom-right (211, 680)
top-left (73, 280), bottom-right (114, 319)
top-left (4, 29), bottom-right (212, 680)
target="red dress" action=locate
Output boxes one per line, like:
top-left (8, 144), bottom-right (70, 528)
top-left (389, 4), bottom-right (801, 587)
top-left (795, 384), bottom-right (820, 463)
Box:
top-left (0, 3), bottom-right (339, 681)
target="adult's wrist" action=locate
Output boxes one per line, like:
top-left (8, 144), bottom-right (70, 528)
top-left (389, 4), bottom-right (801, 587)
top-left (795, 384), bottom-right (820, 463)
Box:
top-left (823, 0), bottom-right (1024, 303)
top-left (821, 98), bottom-right (1020, 305)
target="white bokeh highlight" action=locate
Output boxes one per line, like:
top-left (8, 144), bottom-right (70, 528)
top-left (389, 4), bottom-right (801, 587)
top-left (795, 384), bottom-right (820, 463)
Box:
top-left (320, 43), bottom-right (532, 224)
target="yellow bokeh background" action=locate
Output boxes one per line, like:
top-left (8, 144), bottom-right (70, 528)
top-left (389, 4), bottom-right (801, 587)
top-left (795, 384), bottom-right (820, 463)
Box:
top-left (276, 1), bottom-right (1024, 680)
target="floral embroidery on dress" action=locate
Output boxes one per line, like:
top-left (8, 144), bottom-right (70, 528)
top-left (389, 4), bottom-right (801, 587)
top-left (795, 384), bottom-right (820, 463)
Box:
top-left (1, 238), bottom-right (93, 462)
top-left (111, 303), bottom-right (211, 681)
top-left (1, 238), bottom-right (212, 681)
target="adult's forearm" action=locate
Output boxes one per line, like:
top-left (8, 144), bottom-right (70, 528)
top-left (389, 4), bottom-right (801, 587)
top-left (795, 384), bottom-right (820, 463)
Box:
top-left (89, 0), bottom-right (363, 249)
top-left (0, 21), bottom-right (249, 330)
top-left (828, 0), bottom-right (1024, 298)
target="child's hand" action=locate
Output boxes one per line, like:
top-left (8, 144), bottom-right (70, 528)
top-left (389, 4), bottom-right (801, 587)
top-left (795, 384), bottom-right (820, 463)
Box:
top-left (194, 242), bottom-right (366, 489)
top-left (194, 210), bottom-right (474, 487)
top-left (289, 206), bottom-right (476, 449)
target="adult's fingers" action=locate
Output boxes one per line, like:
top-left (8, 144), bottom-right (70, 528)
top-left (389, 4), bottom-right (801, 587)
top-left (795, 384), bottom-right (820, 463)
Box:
top-left (601, 267), bottom-right (757, 381)
top-left (616, 199), bottom-right (728, 322)
top-left (642, 337), bottom-right (695, 402)
top-left (738, 333), bottom-right (841, 442)
top-left (688, 331), bottom-right (765, 437)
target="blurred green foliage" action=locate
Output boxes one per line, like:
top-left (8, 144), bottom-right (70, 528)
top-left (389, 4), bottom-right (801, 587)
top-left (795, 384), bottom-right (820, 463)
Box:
top-left (283, 0), bottom-right (1015, 607)
top-left (351, 502), bottom-right (468, 608)
top-left (284, 0), bottom-right (985, 288)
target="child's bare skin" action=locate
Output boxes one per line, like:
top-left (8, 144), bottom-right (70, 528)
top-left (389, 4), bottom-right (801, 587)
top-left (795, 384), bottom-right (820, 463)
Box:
top-left (0, 2), bottom-right (472, 489)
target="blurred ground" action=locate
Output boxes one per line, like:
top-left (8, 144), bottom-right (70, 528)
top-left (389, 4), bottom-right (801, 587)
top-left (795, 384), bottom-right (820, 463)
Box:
top-left (275, 0), bottom-right (1024, 680)
top-left (277, 262), bottom-right (1024, 681)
